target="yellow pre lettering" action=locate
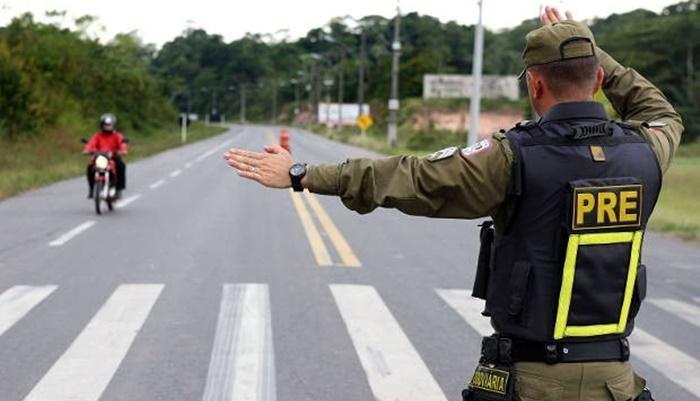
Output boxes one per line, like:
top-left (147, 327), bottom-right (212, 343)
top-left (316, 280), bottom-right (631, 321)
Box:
top-left (576, 192), bottom-right (595, 225)
top-left (619, 191), bottom-right (639, 222)
top-left (597, 192), bottom-right (618, 224)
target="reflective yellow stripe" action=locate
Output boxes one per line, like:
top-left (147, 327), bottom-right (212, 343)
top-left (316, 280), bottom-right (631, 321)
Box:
top-left (616, 231), bottom-right (643, 332)
top-left (553, 230), bottom-right (643, 340)
top-left (578, 231), bottom-right (634, 245)
top-left (564, 324), bottom-right (619, 337)
top-left (554, 234), bottom-right (580, 340)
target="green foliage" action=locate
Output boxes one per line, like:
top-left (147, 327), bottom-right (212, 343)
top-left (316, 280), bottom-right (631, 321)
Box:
top-left (0, 13), bottom-right (175, 139)
top-left (1, 2), bottom-right (698, 144)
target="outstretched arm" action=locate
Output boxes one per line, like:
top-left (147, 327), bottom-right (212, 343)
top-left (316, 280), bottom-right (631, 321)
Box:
top-left (224, 137), bottom-right (512, 219)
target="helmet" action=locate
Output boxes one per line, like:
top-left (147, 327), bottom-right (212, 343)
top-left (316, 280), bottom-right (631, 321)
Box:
top-left (100, 113), bottom-right (117, 132)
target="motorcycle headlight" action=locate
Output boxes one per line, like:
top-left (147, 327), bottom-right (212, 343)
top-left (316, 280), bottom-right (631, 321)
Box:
top-left (95, 155), bottom-right (109, 169)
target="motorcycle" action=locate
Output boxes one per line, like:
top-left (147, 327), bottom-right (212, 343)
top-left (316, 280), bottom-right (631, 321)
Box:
top-left (90, 151), bottom-right (118, 215)
top-left (81, 138), bottom-right (120, 215)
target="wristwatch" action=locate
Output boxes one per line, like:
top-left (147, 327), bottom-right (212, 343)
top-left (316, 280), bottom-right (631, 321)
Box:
top-left (289, 163), bottom-right (307, 192)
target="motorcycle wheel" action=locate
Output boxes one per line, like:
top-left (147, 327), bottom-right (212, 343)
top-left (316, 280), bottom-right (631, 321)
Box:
top-left (94, 181), bottom-right (103, 215)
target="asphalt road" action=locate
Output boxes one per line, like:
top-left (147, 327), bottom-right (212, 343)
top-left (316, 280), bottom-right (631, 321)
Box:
top-left (0, 124), bottom-right (698, 401)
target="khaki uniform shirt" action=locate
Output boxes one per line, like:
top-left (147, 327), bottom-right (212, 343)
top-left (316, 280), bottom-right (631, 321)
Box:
top-left (305, 49), bottom-right (684, 226)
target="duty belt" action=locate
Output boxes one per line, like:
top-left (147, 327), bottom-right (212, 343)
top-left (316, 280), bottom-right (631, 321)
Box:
top-left (510, 337), bottom-right (630, 364)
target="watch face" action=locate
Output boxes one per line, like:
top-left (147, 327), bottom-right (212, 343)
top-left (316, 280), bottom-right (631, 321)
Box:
top-left (290, 164), bottom-right (306, 177)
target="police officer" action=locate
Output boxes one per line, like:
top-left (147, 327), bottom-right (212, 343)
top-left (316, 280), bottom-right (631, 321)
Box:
top-left (224, 7), bottom-right (683, 401)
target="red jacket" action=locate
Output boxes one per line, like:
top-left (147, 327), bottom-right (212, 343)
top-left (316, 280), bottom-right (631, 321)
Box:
top-left (84, 131), bottom-right (128, 155)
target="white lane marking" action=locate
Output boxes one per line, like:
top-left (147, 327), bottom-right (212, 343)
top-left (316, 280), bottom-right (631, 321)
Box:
top-left (202, 284), bottom-right (276, 401)
top-left (0, 286), bottom-right (57, 336)
top-left (23, 284), bottom-right (163, 401)
top-left (648, 298), bottom-right (700, 329)
top-left (693, 297), bottom-right (700, 304)
top-left (631, 328), bottom-right (700, 396)
top-left (48, 221), bottom-right (95, 247)
top-left (436, 289), bottom-right (493, 337)
top-left (115, 193), bottom-right (141, 209)
top-left (149, 179), bottom-right (165, 189)
top-left (330, 284), bottom-right (448, 401)
top-left (185, 162), bottom-right (193, 169)
top-left (196, 139), bottom-right (235, 162)
top-left (170, 169), bottom-right (182, 178)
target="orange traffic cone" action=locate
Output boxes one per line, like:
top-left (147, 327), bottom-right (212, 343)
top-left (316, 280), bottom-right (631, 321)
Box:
top-left (280, 128), bottom-right (291, 153)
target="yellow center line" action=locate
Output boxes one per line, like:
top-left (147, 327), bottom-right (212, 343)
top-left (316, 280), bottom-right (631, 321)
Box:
top-left (303, 191), bottom-right (362, 268)
top-left (289, 190), bottom-right (333, 267)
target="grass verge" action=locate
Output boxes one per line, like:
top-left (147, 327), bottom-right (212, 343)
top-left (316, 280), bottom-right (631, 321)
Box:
top-left (648, 156), bottom-right (700, 241)
top-left (303, 124), bottom-right (700, 242)
top-left (0, 123), bottom-right (227, 200)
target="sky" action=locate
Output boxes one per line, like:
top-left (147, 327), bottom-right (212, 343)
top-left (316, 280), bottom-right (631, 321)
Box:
top-left (0, 0), bottom-right (683, 48)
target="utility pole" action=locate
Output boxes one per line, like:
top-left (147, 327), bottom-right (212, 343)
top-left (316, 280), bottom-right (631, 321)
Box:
top-left (357, 28), bottom-right (367, 127)
top-left (324, 77), bottom-right (333, 127)
top-left (240, 84), bottom-right (247, 123)
top-left (272, 83), bottom-right (277, 123)
top-left (468, 0), bottom-right (484, 146)
top-left (387, 2), bottom-right (401, 147)
top-left (291, 79), bottom-right (300, 117)
top-left (338, 53), bottom-right (345, 127)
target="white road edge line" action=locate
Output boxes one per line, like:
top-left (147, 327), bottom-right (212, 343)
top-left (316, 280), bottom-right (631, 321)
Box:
top-left (648, 298), bottom-right (700, 330)
top-left (149, 179), bottom-right (165, 189)
top-left (23, 284), bottom-right (163, 401)
top-left (0, 285), bottom-right (57, 337)
top-left (115, 193), bottom-right (141, 209)
top-left (330, 284), bottom-right (449, 401)
top-left (49, 221), bottom-right (96, 247)
top-left (436, 289), bottom-right (493, 337)
top-left (170, 169), bottom-right (182, 178)
top-left (184, 162), bottom-right (193, 169)
top-left (195, 139), bottom-right (235, 163)
top-left (631, 328), bottom-right (700, 396)
top-left (202, 283), bottom-right (276, 401)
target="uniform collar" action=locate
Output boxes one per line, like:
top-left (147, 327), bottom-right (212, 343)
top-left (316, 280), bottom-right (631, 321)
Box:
top-left (539, 101), bottom-right (608, 124)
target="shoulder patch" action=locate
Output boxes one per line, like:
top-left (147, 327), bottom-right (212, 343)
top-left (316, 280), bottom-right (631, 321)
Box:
top-left (426, 146), bottom-right (458, 162)
top-left (461, 139), bottom-right (492, 157)
top-left (646, 121), bottom-right (668, 128)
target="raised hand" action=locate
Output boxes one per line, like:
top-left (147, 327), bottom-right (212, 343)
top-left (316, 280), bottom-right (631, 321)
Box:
top-left (223, 144), bottom-right (294, 188)
top-left (540, 6), bottom-right (573, 26)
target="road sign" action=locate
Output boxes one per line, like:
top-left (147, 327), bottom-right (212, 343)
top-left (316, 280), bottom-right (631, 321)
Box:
top-left (356, 114), bottom-right (374, 131)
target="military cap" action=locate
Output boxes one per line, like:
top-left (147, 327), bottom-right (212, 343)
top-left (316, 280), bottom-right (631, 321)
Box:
top-left (518, 20), bottom-right (597, 79)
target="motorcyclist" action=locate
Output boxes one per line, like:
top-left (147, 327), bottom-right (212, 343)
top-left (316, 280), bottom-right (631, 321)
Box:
top-left (83, 113), bottom-right (128, 199)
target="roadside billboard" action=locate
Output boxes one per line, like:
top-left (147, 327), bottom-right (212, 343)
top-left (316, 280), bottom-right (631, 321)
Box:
top-left (423, 74), bottom-right (519, 100)
top-left (318, 103), bottom-right (370, 126)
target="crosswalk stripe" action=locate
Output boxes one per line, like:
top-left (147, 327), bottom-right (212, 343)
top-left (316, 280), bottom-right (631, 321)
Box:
top-left (631, 328), bottom-right (700, 396)
top-left (202, 284), bottom-right (276, 401)
top-left (436, 289), bottom-right (493, 337)
top-left (0, 286), bottom-right (57, 337)
top-left (23, 284), bottom-right (163, 401)
top-left (648, 298), bottom-right (700, 329)
top-left (330, 284), bottom-right (449, 401)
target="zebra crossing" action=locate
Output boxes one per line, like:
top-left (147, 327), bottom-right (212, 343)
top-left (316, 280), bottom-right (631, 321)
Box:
top-left (0, 284), bottom-right (698, 401)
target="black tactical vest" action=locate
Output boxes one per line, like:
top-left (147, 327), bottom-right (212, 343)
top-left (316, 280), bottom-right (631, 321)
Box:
top-left (483, 102), bottom-right (662, 343)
